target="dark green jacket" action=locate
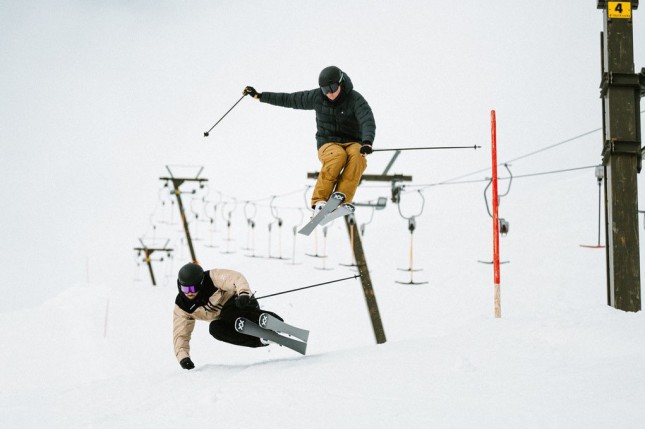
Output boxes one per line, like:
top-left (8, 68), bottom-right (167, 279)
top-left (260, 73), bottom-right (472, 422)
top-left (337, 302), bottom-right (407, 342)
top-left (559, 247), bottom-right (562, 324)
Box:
top-left (259, 73), bottom-right (376, 150)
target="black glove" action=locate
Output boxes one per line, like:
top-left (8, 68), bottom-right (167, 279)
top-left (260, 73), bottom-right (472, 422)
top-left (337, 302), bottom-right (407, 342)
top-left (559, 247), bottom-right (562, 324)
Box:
top-left (180, 357), bottom-right (195, 370)
top-left (360, 142), bottom-right (373, 155)
top-left (235, 292), bottom-right (259, 309)
top-left (243, 86), bottom-right (261, 99)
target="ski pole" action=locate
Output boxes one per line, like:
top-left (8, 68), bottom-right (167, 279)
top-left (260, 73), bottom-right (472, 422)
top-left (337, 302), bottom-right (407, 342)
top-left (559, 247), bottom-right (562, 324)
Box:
top-left (372, 145), bottom-right (481, 152)
top-left (255, 274), bottom-right (360, 300)
top-left (203, 94), bottom-right (246, 137)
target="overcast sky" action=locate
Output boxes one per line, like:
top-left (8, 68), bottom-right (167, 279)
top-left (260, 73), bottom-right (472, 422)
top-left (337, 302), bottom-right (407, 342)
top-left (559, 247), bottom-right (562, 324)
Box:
top-left (1, 0), bottom-right (644, 311)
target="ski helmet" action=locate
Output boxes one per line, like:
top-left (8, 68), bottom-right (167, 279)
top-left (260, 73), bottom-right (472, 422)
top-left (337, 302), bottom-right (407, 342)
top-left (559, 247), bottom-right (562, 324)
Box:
top-left (178, 262), bottom-right (204, 286)
top-left (318, 66), bottom-right (344, 87)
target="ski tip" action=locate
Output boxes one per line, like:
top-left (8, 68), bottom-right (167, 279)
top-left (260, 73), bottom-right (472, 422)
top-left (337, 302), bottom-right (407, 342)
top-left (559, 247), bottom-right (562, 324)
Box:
top-left (234, 317), bottom-right (245, 332)
top-left (331, 191), bottom-right (346, 200)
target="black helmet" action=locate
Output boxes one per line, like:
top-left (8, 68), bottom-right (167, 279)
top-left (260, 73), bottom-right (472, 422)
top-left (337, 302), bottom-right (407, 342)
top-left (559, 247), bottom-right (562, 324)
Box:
top-left (178, 263), bottom-right (204, 286)
top-left (319, 65), bottom-right (344, 87)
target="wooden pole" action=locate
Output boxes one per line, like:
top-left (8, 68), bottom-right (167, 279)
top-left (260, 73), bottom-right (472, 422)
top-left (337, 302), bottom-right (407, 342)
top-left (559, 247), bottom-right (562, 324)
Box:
top-left (144, 248), bottom-right (157, 286)
top-left (134, 241), bottom-right (173, 287)
top-left (159, 173), bottom-right (208, 264)
top-left (598, 0), bottom-right (641, 311)
top-left (491, 110), bottom-right (502, 318)
top-left (345, 215), bottom-right (387, 343)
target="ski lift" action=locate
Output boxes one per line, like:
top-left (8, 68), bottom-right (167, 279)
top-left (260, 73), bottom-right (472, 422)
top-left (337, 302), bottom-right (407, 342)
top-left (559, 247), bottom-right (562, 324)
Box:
top-left (267, 196), bottom-right (288, 260)
top-left (220, 199), bottom-right (237, 254)
top-left (352, 196), bottom-right (387, 235)
top-left (396, 190), bottom-right (428, 285)
top-left (479, 164), bottom-right (512, 264)
top-left (306, 222), bottom-right (331, 260)
top-left (203, 193), bottom-right (222, 249)
top-left (339, 214), bottom-right (359, 270)
top-left (483, 163), bottom-right (513, 235)
top-left (189, 195), bottom-right (203, 241)
top-left (158, 185), bottom-right (176, 225)
top-left (242, 201), bottom-right (257, 253)
top-left (360, 206), bottom-right (376, 236)
top-left (133, 238), bottom-right (173, 286)
top-left (580, 165), bottom-right (606, 249)
top-left (391, 182), bottom-right (403, 204)
top-left (314, 226), bottom-right (334, 271)
top-left (287, 209), bottom-right (305, 265)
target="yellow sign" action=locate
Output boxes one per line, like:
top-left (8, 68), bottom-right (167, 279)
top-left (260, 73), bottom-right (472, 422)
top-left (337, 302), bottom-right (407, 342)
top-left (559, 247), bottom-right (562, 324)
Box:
top-left (608, 2), bottom-right (632, 19)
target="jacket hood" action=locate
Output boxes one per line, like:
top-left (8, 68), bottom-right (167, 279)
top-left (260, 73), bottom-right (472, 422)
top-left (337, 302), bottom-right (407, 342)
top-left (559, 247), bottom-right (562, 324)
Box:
top-left (341, 72), bottom-right (354, 94)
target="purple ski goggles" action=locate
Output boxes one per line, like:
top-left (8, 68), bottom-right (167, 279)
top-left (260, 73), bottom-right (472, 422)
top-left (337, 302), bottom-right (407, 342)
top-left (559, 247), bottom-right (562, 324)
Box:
top-left (180, 285), bottom-right (198, 294)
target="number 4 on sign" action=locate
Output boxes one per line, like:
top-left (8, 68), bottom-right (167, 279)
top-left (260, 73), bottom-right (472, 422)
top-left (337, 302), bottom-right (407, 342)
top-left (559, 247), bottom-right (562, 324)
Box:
top-left (608, 2), bottom-right (631, 19)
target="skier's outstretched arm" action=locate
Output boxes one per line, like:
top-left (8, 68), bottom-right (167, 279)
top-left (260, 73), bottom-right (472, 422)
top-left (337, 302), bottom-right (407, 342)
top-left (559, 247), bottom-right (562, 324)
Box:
top-left (243, 86), bottom-right (316, 110)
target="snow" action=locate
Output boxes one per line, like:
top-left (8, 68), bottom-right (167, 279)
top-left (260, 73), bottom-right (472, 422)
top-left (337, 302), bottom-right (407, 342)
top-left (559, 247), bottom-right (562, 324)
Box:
top-left (3, 189), bottom-right (645, 428)
top-left (3, 0), bottom-right (645, 427)
top-left (2, 288), bottom-right (645, 428)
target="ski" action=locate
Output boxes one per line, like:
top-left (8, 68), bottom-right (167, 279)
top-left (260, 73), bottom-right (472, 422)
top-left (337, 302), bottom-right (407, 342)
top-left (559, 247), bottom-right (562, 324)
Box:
top-left (298, 192), bottom-right (345, 236)
top-left (234, 317), bottom-right (307, 355)
top-left (319, 203), bottom-right (355, 226)
top-left (259, 313), bottom-right (309, 342)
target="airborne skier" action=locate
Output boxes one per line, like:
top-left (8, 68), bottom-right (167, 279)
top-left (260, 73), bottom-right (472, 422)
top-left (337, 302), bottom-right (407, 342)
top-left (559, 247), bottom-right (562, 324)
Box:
top-left (244, 65), bottom-right (376, 217)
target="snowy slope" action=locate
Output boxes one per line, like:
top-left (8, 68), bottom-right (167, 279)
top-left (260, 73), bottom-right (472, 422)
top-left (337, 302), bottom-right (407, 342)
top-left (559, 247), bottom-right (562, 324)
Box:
top-left (3, 176), bottom-right (645, 428)
top-left (2, 271), bottom-right (645, 428)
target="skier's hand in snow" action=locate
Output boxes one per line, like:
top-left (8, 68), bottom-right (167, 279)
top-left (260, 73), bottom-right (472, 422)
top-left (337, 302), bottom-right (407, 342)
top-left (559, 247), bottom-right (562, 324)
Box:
top-left (243, 86), bottom-right (261, 99)
top-left (180, 357), bottom-right (195, 370)
top-left (360, 142), bottom-right (373, 155)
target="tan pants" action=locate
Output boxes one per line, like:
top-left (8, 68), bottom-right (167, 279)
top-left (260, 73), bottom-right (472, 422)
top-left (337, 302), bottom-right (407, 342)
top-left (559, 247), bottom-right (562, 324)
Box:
top-left (311, 142), bottom-right (367, 207)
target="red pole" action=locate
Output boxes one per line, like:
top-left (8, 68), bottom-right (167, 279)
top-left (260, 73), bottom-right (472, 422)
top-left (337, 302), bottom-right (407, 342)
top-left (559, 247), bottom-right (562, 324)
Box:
top-left (491, 110), bottom-right (501, 318)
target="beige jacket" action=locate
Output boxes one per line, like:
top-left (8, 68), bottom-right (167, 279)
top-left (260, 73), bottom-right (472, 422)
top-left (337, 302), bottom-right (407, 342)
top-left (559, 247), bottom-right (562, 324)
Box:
top-left (172, 268), bottom-right (252, 362)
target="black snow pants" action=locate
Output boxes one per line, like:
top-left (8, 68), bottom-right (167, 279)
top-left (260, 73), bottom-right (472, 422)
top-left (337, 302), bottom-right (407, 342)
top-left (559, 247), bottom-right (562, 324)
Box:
top-left (209, 298), bottom-right (282, 348)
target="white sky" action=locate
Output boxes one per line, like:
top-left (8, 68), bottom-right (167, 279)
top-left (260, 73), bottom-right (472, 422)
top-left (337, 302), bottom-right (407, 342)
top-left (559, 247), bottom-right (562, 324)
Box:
top-left (1, 0), bottom-right (645, 311)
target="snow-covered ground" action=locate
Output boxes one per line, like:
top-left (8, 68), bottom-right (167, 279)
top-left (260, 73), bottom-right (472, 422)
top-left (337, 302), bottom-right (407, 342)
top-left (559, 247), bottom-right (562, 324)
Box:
top-left (3, 173), bottom-right (645, 428)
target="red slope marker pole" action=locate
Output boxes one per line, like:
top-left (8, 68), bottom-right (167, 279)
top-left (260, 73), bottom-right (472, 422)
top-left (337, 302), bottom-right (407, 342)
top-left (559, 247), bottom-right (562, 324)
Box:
top-left (491, 110), bottom-right (502, 318)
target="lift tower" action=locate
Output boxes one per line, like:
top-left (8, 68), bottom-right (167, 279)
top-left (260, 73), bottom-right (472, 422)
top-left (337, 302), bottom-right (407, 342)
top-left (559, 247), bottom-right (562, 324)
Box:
top-left (598, 0), bottom-right (642, 311)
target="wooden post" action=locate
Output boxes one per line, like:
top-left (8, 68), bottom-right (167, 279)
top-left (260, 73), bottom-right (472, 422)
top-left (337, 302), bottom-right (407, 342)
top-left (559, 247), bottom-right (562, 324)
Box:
top-left (160, 168), bottom-right (208, 264)
top-left (598, 0), bottom-right (642, 312)
top-left (345, 215), bottom-right (387, 344)
top-left (172, 180), bottom-right (198, 263)
top-left (144, 248), bottom-right (157, 286)
top-left (134, 240), bottom-right (173, 287)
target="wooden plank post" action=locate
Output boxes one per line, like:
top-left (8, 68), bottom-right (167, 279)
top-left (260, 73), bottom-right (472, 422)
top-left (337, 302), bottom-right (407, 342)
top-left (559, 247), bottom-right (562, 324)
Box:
top-left (345, 215), bottom-right (387, 344)
top-left (134, 239), bottom-right (173, 287)
top-left (598, 0), bottom-right (642, 311)
top-left (160, 166), bottom-right (208, 264)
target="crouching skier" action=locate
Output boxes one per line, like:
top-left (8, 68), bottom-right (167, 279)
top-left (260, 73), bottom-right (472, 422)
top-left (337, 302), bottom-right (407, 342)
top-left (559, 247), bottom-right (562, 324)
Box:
top-left (172, 262), bottom-right (284, 370)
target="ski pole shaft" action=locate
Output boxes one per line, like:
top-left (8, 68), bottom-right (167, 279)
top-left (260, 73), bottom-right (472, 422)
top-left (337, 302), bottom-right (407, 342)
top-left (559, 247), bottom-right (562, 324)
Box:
top-left (204, 94), bottom-right (246, 137)
top-left (255, 274), bottom-right (360, 300)
top-left (372, 145), bottom-right (481, 152)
